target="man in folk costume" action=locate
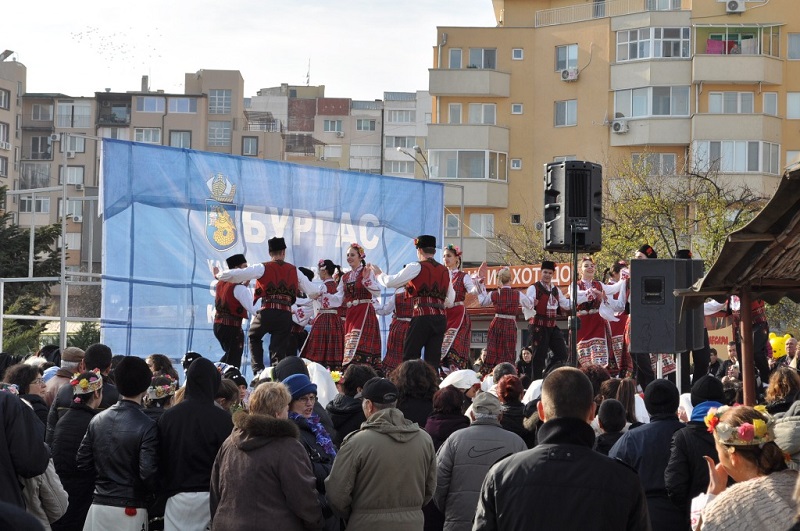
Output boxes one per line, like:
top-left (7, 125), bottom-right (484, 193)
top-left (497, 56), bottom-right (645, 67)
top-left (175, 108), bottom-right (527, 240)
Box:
top-left (372, 235), bottom-right (455, 371)
top-left (216, 237), bottom-right (318, 374)
top-left (213, 254), bottom-right (259, 370)
top-left (441, 244), bottom-right (479, 372)
top-left (375, 288), bottom-right (414, 374)
top-left (525, 260), bottom-right (572, 380)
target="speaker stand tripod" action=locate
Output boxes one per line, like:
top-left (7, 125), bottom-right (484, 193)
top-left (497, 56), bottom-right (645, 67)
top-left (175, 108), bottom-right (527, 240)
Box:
top-left (568, 222), bottom-right (580, 367)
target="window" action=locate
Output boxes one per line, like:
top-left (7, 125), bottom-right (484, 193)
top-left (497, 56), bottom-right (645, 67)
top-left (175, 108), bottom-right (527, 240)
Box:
top-left (350, 145), bottom-right (381, 157)
top-left (512, 48), bottom-right (524, 60)
top-left (168, 97), bottom-right (197, 113)
top-left (646, 0), bottom-right (681, 10)
top-left (387, 110), bottom-right (415, 123)
top-left (19, 162), bottom-right (51, 189)
top-left (445, 214), bottom-right (461, 238)
top-left (209, 89), bottom-right (232, 114)
top-left (553, 155), bottom-right (578, 162)
top-left (468, 103), bottom-right (496, 125)
top-left (429, 150), bottom-right (507, 181)
top-left (448, 103), bottom-right (462, 124)
top-left (134, 128), bottom-right (161, 144)
top-left (323, 120), bottom-right (343, 132)
top-left (468, 48), bottom-right (496, 69)
top-left (555, 100), bottom-right (578, 126)
top-left (617, 27), bottom-right (690, 62)
top-left (788, 93), bottom-right (800, 119)
top-left (614, 86), bottom-right (690, 118)
top-left (789, 34), bottom-right (800, 60)
top-left (787, 151), bottom-right (800, 166)
top-left (58, 199), bottom-right (83, 218)
top-left (693, 140), bottom-right (780, 174)
top-left (32, 104), bottom-right (53, 121)
top-left (556, 44), bottom-right (578, 71)
top-left (0, 89), bottom-right (8, 110)
top-left (510, 159), bottom-right (522, 170)
top-left (242, 137), bottom-right (258, 156)
top-left (136, 96), bottom-right (165, 113)
top-left (386, 160), bottom-right (415, 174)
top-left (449, 48), bottom-right (462, 69)
top-left (511, 214), bottom-right (522, 225)
top-left (356, 119), bottom-right (376, 131)
top-left (0, 122), bottom-right (7, 143)
top-left (19, 196), bottom-right (50, 214)
top-left (169, 131), bottom-right (191, 148)
top-left (208, 121), bottom-right (231, 146)
top-left (632, 153), bottom-right (677, 175)
top-left (0, 156), bottom-right (7, 177)
top-left (709, 92), bottom-right (754, 114)
top-left (60, 233), bottom-right (81, 251)
top-left (30, 136), bottom-right (50, 159)
top-left (385, 136), bottom-right (415, 148)
top-left (58, 166), bottom-right (85, 185)
top-left (56, 102), bottom-right (92, 128)
top-left (62, 135), bottom-right (86, 153)
top-left (469, 214), bottom-right (494, 237)
top-left (764, 93), bottom-right (778, 116)
top-left (323, 145), bottom-right (342, 159)
top-left (511, 103), bottom-right (523, 115)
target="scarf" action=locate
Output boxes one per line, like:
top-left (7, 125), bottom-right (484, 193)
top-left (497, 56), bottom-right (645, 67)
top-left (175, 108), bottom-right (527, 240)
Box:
top-left (289, 411), bottom-right (337, 458)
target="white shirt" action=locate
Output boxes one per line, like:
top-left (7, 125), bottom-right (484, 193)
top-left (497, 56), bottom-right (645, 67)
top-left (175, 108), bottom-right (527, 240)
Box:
top-left (376, 262), bottom-right (456, 308)
top-left (230, 284), bottom-right (260, 317)
top-left (217, 262), bottom-right (320, 299)
top-left (311, 279), bottom-right (344, 312)
top-left (476, 284), bottom-right (534, 310)
top-left (522, 282), bottom-right (572, 320)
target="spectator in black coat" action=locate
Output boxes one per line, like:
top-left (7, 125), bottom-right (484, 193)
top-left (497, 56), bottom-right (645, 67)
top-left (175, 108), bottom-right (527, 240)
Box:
top-left (157, 357), bottom-right (233, 531)
top-left (497, 374), bottom-right (536, 448)
top-left (325, 363), bottom-right (377, 447)
top-left (391, 359), bottom-right (437, 427)
top-left (51, 371), bottom-right (103, 531)
top-left (664, 375), bottom-right (725, 529)
top-left (594, 398), bottom-right (626, 456)
top-left (516, 348), bottom-right (534, 389)
top-left (424, 385), bottom-right (469, 451)
top-left (706, 349), bottom-right (721, 377)
top-left (47, 344), bottom-right (118, 445)
top-left (3, 362), bottom-right (49, 427)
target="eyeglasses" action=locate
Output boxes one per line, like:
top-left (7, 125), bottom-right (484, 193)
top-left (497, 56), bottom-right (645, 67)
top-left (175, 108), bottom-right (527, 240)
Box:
top-left (297, 395), bottom-right (316, 404)
top-left (32, 378), bottom-right (45, 385)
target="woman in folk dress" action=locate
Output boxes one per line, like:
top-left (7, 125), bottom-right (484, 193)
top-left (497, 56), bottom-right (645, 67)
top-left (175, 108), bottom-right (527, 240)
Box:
top-left (441, 245), bottom-right (479, 373)
top-left (301, 259), bottom-right (345, 370)
top-left (605, 260), bottom-right (632, 377)
top-left (338, 243), bottom-right (382, 370)
top-left (375, 288), bottom-right (413, 375)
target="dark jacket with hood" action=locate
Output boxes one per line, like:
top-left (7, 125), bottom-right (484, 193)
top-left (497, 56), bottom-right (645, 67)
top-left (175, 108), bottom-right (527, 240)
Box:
top-left (210, 411), bottom-right (324, 531)
top-left (325, 393), bottom-right (365, 447)
top-left (20, 393), bottom-right (49, 428)
top-left (500, 400), bottom-right (536, 449)
top-left (0, 392), bottom-right (49, 508)
top-left (424, 413), bottom-right (470, 451)
top-left (47, 379), bottom-right (118, 445)
top-left (157, 358), bottom-right (233, 497)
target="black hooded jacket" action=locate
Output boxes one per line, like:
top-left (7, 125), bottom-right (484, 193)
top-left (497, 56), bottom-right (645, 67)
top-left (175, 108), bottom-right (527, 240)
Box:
top-left (157, 358), bottom-right (233, 497)
top-left (326, 393), bottom-right (365, 447)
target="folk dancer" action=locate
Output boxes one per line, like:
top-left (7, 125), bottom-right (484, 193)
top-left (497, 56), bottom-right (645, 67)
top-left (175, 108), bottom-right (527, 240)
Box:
top-left (604, 260), bottom-right (633, 377)
top-left (375, 288), bottom-right (413, 375)
top-left (441, 244), bottom-right (479, 372)
top-left (300, 259), bottom-right (345, 370)
top-left (289, 267), bottom-right (317, 357)
top-left (372, 235), bottom-right (455, 372)
top-left (213, 253), bottom-right (260, 370)
top-left (572, 256), bottom-right (625, 376)
top-left (475, 267), bottom-right (534, 377)
top-left (525, 260), bottom-right (572, 380)
top-left (339, 243), bottom-right (383, 370)
top-left (215, 237), bottom-right (319, 374)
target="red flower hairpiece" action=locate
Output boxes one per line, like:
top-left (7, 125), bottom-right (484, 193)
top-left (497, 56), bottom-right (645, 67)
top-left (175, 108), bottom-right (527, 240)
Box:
top-left (350, 243), bottom-right (365, 259)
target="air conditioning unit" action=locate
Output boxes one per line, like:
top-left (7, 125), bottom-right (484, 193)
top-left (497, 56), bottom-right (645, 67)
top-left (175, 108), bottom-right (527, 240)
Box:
top-left (611, 119), bottom-right (629, 134)
top-left (72, 215), bottom-right (83, 223)
top-left (0, 141), bottom-right (10, 151)
top-left (726, 0), bottom-right (745, 13)
top-left (49, 133), bottom-right (60, 142)
top-left (335, 131), bottom-right (345, 138)
top-left (75, 183), bottom-right (84, 191)
top-left (560, 68), bottom-right (579, 82)
top-left (102, 101), bottom-right (111, 107)
top-left (67, 151), bottom-right (76, 159)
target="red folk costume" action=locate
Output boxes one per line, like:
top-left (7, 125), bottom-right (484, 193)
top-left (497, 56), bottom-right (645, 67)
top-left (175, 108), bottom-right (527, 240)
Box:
top-left (340, 267), bottom-right (382, 368)
top-left (575, 279), bottom-right (617, 374)
top-left (478, 286), bottom-right (523, 375)
top-left (377, 290), bottom-right (413, 374)
top-left (441, 270), bottom-right (475, 371)
top-left (254, 261), bottom-right (298, 312)
top-left (214, 280), bottom-right (247, 328)
top-left (301, 279), bottom-right (345, 369)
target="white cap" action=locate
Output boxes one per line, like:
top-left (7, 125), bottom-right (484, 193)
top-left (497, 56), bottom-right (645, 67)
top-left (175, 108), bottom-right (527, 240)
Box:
top-left (440, 369), bottom-right (481, 390)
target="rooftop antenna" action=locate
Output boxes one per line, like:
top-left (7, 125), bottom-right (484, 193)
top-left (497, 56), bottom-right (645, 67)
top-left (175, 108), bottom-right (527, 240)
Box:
top-left (306, 58), bottom-right (310, 86)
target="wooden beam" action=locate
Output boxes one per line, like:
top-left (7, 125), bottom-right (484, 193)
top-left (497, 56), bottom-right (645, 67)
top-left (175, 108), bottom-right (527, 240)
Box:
top-left (727, 233), bottom-right (776, 243)
top-left (740, 289), bottom-right (755, 406)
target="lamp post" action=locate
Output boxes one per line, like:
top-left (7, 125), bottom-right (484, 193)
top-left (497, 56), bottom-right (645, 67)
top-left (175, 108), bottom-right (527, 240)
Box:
top-left (396, 145), bottom-right (464, 256)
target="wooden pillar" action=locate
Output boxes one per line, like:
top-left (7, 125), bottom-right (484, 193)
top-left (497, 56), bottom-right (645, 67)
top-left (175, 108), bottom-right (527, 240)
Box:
top-left (740, 289), bottom-right (755, 406)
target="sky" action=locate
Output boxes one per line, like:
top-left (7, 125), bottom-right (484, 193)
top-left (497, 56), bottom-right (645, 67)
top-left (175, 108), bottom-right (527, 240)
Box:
top-left (6, 0), bottom-right (495, 100)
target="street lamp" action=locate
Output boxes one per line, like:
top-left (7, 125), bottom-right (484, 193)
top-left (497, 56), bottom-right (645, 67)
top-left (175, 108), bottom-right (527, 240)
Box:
top-left (396, 146), bottom-right (429, 179)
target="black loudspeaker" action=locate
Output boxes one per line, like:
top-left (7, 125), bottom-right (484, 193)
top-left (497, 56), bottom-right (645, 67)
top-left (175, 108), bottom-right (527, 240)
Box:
top-left (629, 259), bottom-right (704, 354)
top-left (543, 161), bottom-right (602, 252)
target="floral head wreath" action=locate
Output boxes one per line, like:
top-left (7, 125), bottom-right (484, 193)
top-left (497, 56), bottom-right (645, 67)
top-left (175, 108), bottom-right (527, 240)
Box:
top-left (581, 255), bottom-right (595, 264)
top-left (704, 405), bottom-right (775, 447)
top-left (0, 383), bottom-right (19, 396)
top-left (318, 259), bottom-right (327, 268)
top-left (349, 242), bottom-right (366, 259)
top-left (147, 375), bottom-right (178, 401)
top-left (70, 369), bottom-right (103, 396)
top-left (445, 244), bottom-right (462, 257)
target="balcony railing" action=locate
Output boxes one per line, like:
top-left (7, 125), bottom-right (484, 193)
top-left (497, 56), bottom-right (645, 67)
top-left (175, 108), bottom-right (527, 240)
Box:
top-left (535, 0), bottom-right (684, 27)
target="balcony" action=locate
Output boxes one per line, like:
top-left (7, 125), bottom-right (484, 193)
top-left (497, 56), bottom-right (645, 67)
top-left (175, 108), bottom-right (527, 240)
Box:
top-left (22, 151), bottom-right (52, 161)
top-left (428, 124), bottom-right (509, 152)
top-left (692, 114), bottom-right (781, 143)
top-left (535, 0), bottom-right (685, 27)
top-left (428, 69), bottom-right (510, 98)
top-left (443, 180), bottom-right (508, 209)
top-left (693, 54), bottom-right (782, 85)
top-left (716, 172), bottom-right (781, 197)
top-left (610, 59), bottom-right (691, 91)
top-left (609, 117), bottom-right (691, 146)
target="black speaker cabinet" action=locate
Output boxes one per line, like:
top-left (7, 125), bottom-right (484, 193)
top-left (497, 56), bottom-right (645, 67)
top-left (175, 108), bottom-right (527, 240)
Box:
top-left (544, 160), bottom-right (602, 252)
top-left (629, 259), bottom-right (704, 353)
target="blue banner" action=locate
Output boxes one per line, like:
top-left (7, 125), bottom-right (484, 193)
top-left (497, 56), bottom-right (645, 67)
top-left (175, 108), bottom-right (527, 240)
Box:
top-left (100, 139), bottom-right (443, 371)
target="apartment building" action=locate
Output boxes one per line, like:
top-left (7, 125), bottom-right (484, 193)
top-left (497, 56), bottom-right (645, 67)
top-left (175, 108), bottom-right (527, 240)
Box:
top-left (0, 54), bottom-right (25, 210)
top-left (430, 0), bottom-right (800, 265)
